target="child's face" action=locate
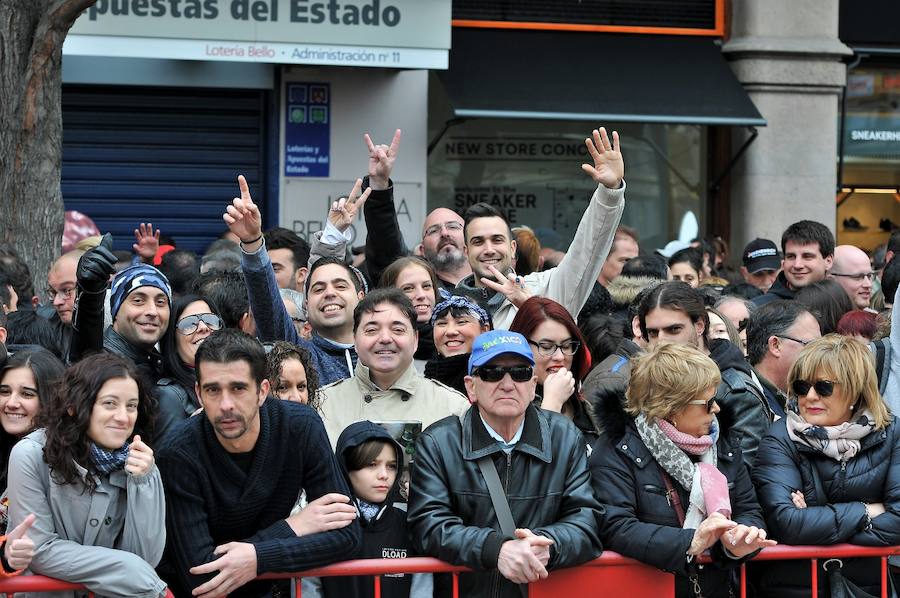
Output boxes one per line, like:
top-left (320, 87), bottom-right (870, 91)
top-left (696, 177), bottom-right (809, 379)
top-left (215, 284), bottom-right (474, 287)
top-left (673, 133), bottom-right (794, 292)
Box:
top-left (348, 443), bottom-right (398, 504)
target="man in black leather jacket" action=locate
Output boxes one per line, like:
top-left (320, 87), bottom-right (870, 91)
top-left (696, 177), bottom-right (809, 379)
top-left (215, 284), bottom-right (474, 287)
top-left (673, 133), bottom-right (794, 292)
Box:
top-left (408, 330), bottom-right (602, 598)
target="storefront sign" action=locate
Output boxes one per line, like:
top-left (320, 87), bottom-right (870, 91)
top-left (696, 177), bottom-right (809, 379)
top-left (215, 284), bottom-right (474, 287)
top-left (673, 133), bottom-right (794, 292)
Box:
top-left (844, 114), bottom-right (900, 157)
top-left (66, 0), bottom-right (450, 69)
top-left (284, 82), bottom-right (330, 177)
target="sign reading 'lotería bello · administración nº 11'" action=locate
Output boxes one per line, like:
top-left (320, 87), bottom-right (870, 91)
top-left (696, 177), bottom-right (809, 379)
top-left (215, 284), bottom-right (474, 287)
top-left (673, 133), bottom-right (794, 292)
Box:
top-left (66, 0), bottom-right (451, 69)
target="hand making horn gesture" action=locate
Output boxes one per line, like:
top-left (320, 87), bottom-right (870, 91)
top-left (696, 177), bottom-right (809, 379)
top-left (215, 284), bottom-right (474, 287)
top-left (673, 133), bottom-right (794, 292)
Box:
top-left (365, 128), bottom-right (401, 191)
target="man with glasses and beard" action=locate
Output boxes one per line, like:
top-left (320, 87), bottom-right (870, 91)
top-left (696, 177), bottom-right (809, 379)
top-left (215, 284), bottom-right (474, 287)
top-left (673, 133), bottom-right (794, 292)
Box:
top-left (408, 330), bottom-right (602, 598)
top-left (416, 208), bottom-right (472, 292)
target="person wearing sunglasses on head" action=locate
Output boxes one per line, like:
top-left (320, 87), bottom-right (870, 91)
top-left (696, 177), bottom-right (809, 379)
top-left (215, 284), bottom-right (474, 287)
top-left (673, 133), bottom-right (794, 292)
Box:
top-left (751, 334), bottom-right (900, 597)
top-left (156, 294), bottom-right (223, 441)
top-left (509, 296), bottom-right (598, 446)
top-left (591, 342), bottom-right (775, 598)
top-left (408, 330), bottom-right (603, 598)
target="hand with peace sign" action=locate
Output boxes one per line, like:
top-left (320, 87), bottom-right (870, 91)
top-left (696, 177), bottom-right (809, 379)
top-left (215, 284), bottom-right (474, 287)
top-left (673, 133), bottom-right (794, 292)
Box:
top-left (365, 129), bottom-right (401, 191)
top-left (581, 127), bottom-right (624, 190)
top-left (223, 175), bottom-right (264, 251)
top-left (480, 265), bottom-right (533, 308)
top-left (4, 513), bottom-right (36, 571)
top-left (328, 178), bottom-right (372, 234)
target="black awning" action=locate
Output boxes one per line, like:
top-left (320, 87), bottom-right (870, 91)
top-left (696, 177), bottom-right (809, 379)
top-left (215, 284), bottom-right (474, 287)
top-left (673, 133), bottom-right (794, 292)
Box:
top-left (438, 29), bottom-right (766, 126)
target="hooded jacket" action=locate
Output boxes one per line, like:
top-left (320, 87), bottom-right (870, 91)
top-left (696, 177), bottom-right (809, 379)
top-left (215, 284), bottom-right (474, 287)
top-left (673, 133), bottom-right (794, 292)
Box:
top-left (589, 389), bottom-right (766, 598)
top-left (305, 421), bottom-right (423, 598)
top-left (707, 338), bottom-right (773, 466)
top-left (753, 272), bottom-right (797, 306)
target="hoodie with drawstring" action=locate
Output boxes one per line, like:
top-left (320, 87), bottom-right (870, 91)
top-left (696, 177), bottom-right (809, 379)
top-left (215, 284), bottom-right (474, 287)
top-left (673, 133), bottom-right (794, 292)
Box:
top-left (303, 421), bottom-right (431, 598)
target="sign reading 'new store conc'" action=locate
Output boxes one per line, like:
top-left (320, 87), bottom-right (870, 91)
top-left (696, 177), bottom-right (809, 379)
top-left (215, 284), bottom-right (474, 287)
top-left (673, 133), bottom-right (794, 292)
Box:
top-left (67, 0), bottom-right (451, 69)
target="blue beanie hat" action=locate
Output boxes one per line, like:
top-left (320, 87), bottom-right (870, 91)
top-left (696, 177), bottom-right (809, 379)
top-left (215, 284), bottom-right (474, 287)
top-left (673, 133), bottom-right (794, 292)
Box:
top-left (109, 264), bottom-right (172, 321)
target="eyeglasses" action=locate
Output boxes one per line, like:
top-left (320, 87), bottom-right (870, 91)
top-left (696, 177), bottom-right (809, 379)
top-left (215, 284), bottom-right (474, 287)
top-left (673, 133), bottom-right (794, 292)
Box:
top-left (46, 286), bottom-right (75, 300)
top-left (424, 221), bottom-right (463, 237)
top-left (776, 334), bottom-right (813, 346)
top-left (791, 379), bottom-right (837, 398)
top-left (830, 272), bottom-right (876, 282)
top-left (687, 396), bottom-right (717, 413)
top-left (176, 313), bottom-right (223, 335)
top-left (473, 365), bottom-right (534, 383)
top-left (528, 339), bottom-right (581, 357)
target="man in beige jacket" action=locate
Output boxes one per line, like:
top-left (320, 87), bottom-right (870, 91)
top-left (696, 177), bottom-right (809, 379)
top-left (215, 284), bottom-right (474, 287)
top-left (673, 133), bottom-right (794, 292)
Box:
top-left (318, 287), bottom-right (470, 449)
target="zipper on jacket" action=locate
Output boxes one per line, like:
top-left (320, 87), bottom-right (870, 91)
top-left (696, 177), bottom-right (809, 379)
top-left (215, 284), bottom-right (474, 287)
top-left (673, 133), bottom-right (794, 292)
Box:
top-left (644, 484), bottom-right (673, 506)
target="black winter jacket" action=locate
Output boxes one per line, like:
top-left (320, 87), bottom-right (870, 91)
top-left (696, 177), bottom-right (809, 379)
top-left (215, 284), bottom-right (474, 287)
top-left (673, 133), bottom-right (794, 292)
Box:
top-left (753, 272), bottom-right (797, 306)
top-left (750, 416), bottom-right (900, 597)
top-left (708, 338), bottom-right (773, 466)
top-left (408, 404), bottom-right (603, 598)
top-left (589, 391), bottom-right (767, 598)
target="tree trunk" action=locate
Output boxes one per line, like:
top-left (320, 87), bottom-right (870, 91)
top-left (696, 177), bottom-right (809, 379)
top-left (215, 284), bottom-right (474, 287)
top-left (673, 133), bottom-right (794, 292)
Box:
top-left (0, 0), bottom-right (97, 296)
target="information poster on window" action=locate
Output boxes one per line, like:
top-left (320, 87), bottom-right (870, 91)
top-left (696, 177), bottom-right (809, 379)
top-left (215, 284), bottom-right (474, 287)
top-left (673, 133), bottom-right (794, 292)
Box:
top-left (284, 82), bottom-right (330, 177)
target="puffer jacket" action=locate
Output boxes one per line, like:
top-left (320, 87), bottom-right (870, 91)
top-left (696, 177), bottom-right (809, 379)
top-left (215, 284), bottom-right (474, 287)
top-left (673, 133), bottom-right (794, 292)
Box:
top-left (750, 415), bottom-right (900, 597)
top-left (589, 389), bottom-right (766, 598)
top-left (408, 404), bottom-right (602, 598)
top-left (708, 338), bottom-right (773, 467)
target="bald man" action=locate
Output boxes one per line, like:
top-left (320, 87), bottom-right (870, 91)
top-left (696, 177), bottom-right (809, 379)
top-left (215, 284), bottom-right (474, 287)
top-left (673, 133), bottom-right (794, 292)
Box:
top-left (829, 245), bottom-right (875, 310)
top-left (415, 207), bottom-right (472, 290)
top-left (47, 250), bottom-right (84, 325)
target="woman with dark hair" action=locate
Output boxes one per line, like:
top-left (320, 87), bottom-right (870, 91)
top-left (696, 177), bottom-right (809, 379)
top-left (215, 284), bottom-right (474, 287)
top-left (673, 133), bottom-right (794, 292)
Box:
top-left (6, 352), bottom-right (167, 597)
top-left (668, 247), bottom-right (705, 288)
top-left (156, 293), bottom-right (223, 439)
top-left (423, 295), bottom-right (492, 394)
top-left (509, 296), bottom-right (598, 442)
top-left (266, 340), bottom-right (321, 409)
top-left (796, 279), bottom-right (854, 335)
top-left (379, 256), bottom-right (441, 364)
top-left (0, 350), bottom-right (64, 493)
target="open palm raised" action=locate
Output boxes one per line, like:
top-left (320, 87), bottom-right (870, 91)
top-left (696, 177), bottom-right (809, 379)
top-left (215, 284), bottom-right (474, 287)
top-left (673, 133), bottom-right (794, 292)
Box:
top-left (581, 127), bottom-right (624, 189)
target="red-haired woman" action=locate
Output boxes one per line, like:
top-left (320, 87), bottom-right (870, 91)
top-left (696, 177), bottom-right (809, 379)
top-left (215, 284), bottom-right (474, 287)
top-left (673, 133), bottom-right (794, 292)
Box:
top-left (509, 296), bottom-right (598, 444)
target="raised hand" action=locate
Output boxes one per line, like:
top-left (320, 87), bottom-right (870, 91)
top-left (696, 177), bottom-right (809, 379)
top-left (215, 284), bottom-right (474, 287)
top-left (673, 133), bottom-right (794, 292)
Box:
top-left (723, 524), bottom-right (777, 558)
top-left (581, 127), bottom-right (624, 189)
top-left (480, 265), bottom-right (532, 308)
top-left (223, 175), bottom-right (263, 247)
top-left (328, 178), bottom-right (372, 233)
top-left (365, 129), bottom-right (401, 191)
top-left (132, 223), bottom-right (161, 263)
top-left (76, 233), bottom-right (117, 294)
top-left (125, 435), bottom-right (155, 478)
top-left (4, 513), bottom-right (36, 571)
top-left (285, 493), bottom-right (357, 536)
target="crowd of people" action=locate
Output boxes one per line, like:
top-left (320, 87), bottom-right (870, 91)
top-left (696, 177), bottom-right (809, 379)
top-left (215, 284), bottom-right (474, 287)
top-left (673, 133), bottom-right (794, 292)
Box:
top-left (0, 125), bottom-right (898, 598)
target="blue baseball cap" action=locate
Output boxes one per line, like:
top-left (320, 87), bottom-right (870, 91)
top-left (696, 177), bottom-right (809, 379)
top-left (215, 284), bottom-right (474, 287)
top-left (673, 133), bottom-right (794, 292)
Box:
top-left (468, 330), bottom-right (535, 375)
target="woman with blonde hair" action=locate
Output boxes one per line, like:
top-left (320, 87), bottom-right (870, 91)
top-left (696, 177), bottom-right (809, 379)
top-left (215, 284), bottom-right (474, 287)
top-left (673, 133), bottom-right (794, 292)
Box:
top-left (591, 342), bottom-right (774, 597)
top-left (752, 334), bottom-right (900, 597)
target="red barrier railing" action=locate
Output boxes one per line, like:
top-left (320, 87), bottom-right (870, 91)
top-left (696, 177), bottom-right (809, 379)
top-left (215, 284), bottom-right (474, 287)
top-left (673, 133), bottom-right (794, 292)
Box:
top-left (260, 544), bottom-right (900, 598)
top-left (0, 576), bottom-right (176, 597)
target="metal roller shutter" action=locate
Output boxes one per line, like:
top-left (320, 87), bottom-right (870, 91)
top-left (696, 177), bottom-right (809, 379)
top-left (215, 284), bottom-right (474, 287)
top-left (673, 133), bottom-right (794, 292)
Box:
top-left (61, 84), bottom-right (269, 254)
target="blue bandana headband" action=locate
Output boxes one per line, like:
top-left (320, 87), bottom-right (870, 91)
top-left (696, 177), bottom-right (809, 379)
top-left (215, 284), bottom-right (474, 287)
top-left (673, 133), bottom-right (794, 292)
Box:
top-left (431, 294), bottom-right (492, 328)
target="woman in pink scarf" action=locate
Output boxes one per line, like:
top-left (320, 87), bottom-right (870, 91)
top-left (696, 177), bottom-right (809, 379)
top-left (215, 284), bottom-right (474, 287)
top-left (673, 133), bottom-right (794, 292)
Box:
top-left (591, 342), bottom-right (775, 597)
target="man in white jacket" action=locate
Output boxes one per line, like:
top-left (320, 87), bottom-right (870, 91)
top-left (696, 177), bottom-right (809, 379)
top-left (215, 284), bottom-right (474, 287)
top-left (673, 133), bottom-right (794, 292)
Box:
top-left (453, 127), bottom-right (626, 330)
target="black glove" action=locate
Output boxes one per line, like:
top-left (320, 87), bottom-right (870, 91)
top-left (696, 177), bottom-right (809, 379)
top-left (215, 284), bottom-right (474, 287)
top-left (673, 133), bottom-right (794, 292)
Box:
top-left (76, 233), bottom-right (117, 294)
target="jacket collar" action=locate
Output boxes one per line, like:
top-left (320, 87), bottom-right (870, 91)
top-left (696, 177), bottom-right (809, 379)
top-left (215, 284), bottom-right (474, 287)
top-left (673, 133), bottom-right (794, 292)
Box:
top-left (103, 327), bottom-right (161, 367)
top-left (455, 274), bottom-right (506, 309)
top-left (354, 362), bottom-right (419, 395)
top-left (461, 403), bottom-right (551, 463)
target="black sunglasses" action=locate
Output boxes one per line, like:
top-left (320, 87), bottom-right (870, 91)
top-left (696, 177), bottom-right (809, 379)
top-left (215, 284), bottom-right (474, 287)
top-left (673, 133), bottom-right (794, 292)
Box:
top-left (791, 379), bottom-right (837, 398)
top-left (688, 396), bottom-right (717, 413)
top-left (176, 313), bottom-right (223, 335)
top-left (473, 365), bottom-right (533, 383)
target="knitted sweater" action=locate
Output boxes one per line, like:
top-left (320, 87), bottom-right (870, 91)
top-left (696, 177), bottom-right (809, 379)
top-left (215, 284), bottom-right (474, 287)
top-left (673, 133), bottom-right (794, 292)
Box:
top-left (156, 398), bottom-right (361, 598)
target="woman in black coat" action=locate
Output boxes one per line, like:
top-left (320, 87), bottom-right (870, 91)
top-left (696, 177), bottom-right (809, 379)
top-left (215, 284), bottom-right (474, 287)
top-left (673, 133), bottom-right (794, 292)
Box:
top-left (751, 334), bottom-right (900, 597)
top-left (590, 342), bottom-right (775, 598)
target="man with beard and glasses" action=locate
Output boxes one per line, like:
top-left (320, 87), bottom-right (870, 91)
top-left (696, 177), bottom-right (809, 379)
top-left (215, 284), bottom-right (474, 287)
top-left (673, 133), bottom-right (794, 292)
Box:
top-left (157, 329), bottom-right (360, 598)
top-left (416, 208), bottom-right (472, 292)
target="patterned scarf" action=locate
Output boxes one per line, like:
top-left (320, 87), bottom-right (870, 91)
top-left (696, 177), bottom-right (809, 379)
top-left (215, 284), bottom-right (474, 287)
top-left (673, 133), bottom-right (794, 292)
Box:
top-left (635, 414), bottom-right (731, 529)
top-left (356, 499), bottom-right (382, 523)
top-left (786, 408), bottom-right (876, 462)
top-left (90, 442), bottom-right (130, 475)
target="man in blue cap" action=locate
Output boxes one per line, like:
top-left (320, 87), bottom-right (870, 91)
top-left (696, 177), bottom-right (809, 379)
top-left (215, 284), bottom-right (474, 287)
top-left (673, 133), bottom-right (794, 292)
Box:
top-left (408, 330), bottom-right (602, 598)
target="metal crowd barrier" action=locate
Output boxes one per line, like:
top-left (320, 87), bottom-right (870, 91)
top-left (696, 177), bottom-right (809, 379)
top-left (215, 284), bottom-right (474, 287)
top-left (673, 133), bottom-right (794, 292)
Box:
top-left (259, 544), bottom-right (900, 598)
top-left (0, 576), bottom-right (176, 597)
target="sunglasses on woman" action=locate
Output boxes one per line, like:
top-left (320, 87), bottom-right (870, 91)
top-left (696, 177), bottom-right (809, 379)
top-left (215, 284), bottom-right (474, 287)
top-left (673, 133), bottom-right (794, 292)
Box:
top-left (687, 396), bottom-right (717, 413)
top-left (473, 365), bottom-right (534, 383)
top-left (176, 313), bottom-right (223, 335)
top-left (791, 379), bottom-right (837, 398)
